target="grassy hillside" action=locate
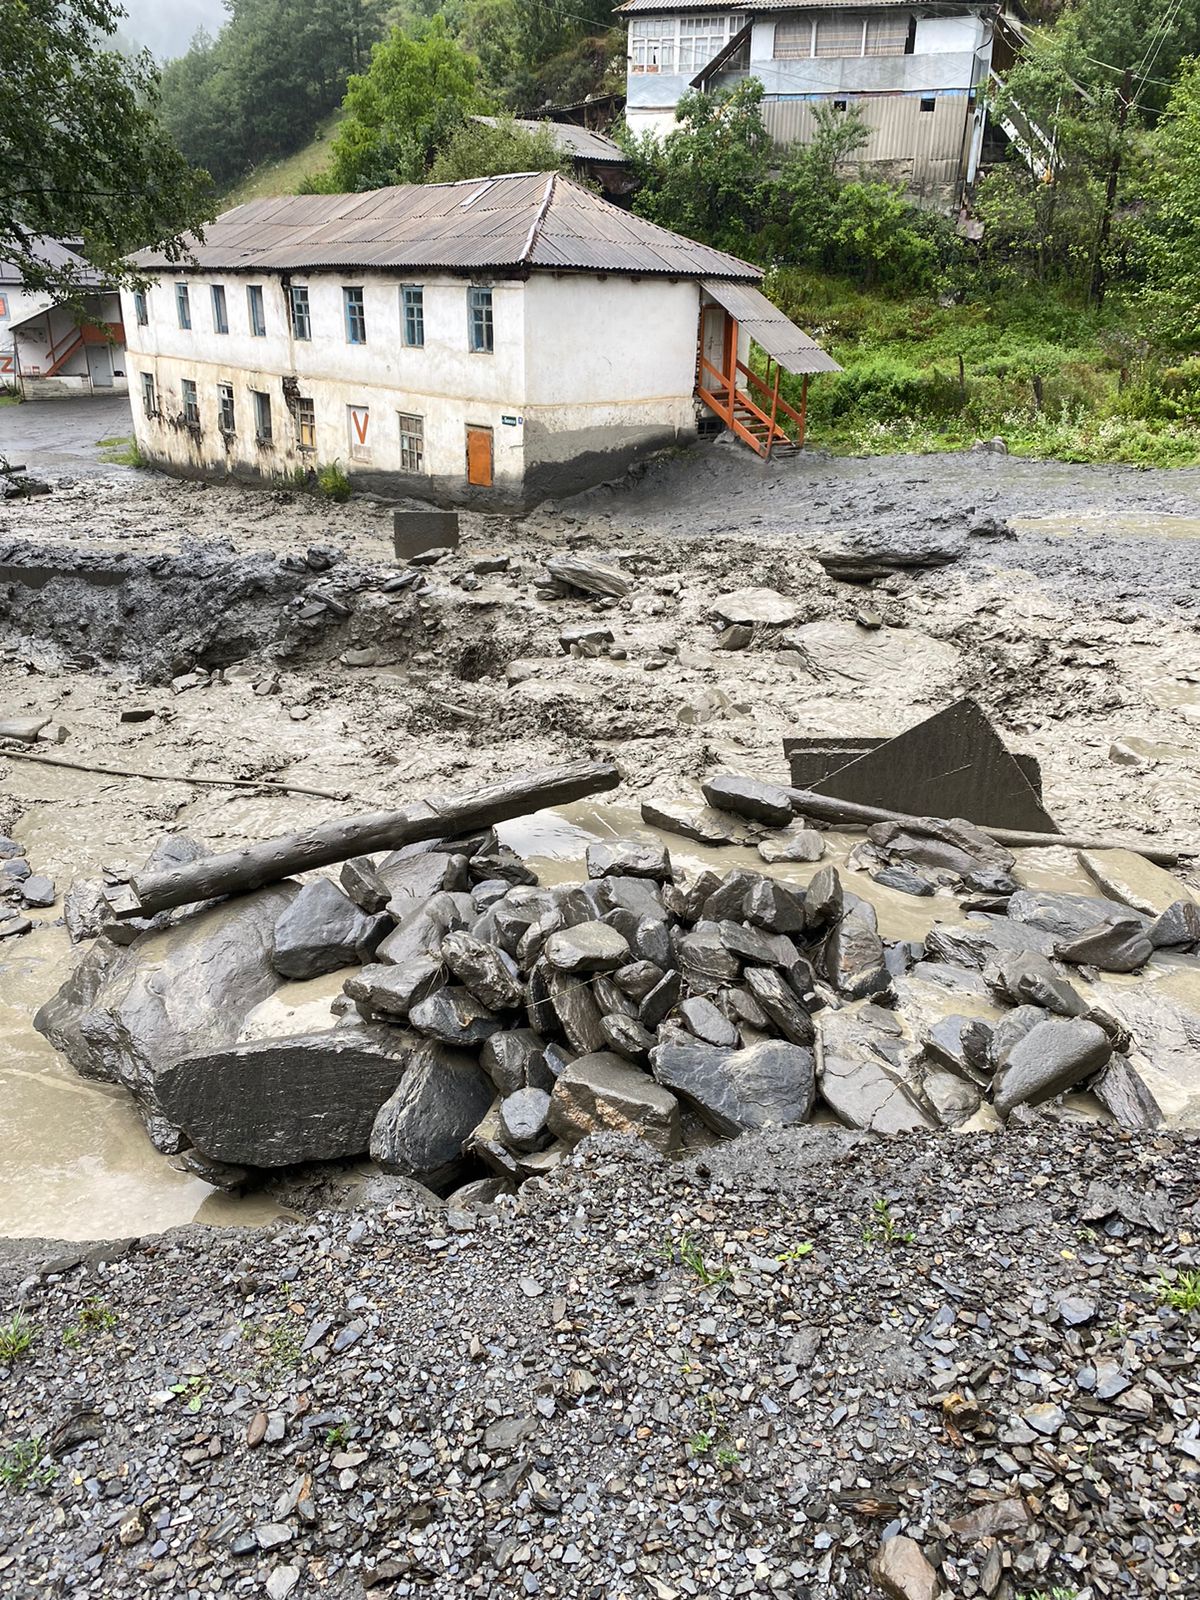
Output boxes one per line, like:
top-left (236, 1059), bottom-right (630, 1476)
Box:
top-left (221, 113), bottom-right (341, 208)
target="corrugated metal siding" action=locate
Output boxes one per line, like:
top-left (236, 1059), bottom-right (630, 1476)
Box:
top-left (761, 93), bottom-right (971, 193)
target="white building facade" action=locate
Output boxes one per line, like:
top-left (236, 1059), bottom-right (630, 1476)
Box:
top-left (122, 173), bottom-right (837, 508)
top-left (1, 240), bottom-right (128, 398)
top-left (621, 0), bottom-right (1020, 206)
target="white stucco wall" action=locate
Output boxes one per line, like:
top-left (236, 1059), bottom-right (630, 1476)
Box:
top-left (9, 292), bottom-right (128, 398)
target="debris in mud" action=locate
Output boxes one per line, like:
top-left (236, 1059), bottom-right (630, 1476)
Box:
top-left (0, 832), bottom-right (56, 928)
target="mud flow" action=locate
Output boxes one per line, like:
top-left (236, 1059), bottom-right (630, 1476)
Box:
top-left (4, 427), bottom-right (1200, 1239)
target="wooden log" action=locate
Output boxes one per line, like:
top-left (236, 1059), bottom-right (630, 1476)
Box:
top-left (784, 784), bottom-right (1187, 867)
top-left (0, 717), bottom-right (51, 743)
top-left (114, 760), bottom-right (621, 918)
top-left (0, 746), bottom-right (348, 801)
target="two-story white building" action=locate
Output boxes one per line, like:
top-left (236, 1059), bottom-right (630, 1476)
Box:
top-left (620, 0), bottom-right (1027, 206)
top-left (122, 171), bottom-right (838, 508)
top-left (1, 238), bottom-right (128, 399)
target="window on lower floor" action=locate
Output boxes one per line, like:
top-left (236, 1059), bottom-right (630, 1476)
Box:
top-left (468, 286), bottom-right (494, 353)
top-left (141, 372), bottom-right (156, 417)
top-left (296, 397), bottom-right (316, 449)
top-left (920, 96), bottom-right (936, 112)
top-left (218, 382), bottom-right (235, 433)
top-left (252, 389), bottom-right (272, 442)
top-left (401, 285), bottom-right (424, 347)
top-left (181, 377), bottom-right (200, 426)
top-left (398, 412), bottom-right (424, 472)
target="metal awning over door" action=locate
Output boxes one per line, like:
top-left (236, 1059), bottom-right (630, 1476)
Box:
top-left (700, 281), bottom-right (842, 375)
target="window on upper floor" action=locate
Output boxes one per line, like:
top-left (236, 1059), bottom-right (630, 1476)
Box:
top-left (402, 285), bottom-right (424, 348)
top-left (629, 16), bottom-right (676, 73)
top-left (218, 382), bottom-right (235, 433)
top-left (678, 14), bottom-right (732, 72)
top-left (247, 284), bottom-right (266, 337)
top-left (181, 377), bottom-right (200, 426)
top-left (133, 290), bottom-right (148, 326)
top-left (175, 283), bottom-right (191, 330)
top-left (289, 285), bottom-right (311, 341)
top-left (468, 286), bottom-right (493, 353)
top-left (865, 14), bottom-right (910, 55)
top-left (141, 372), bottom-right (156, 417)
top-left (212, 284), bottom-right (229, 334)
top-left (344, 286), bottom-right (366, 344)
top-left (774, 13), bottom-right (911, 60)
top-left (630, 15), bottom-right (738, 74)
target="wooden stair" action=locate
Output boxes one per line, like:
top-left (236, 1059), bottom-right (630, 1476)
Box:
top-left (696, 355), bottom-right (806, 460)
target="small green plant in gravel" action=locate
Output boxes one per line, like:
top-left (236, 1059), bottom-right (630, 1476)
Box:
top-left (1156, 1270), bottom-right (1200, 1312)
top-left (1021, 1588), bottom-right (1078, 1600)
top-left (861, 1199), bottom-right (915, 1247)
top-left (660, 1232), bottom-right (732, 1288)
top-left (316, 461), bottom-right (351, 501)
top-left (325, 1423), bottom-right (350, 1449)
top-left (0, 1438), bottom-right (57, 1493)
top-left (776, 1241), bottom-right (814, 1264)
top-left (714, 1444), bottom-right (742, 1468)
top-left (63, 1298), bottom-right (118, 1348)
top-left (688, 1430), bottom-right (713, 1455)
top-left (170, 1376), bottom-right (209, 1413)
top-left (0, 1314), bottom-right (35, 1365)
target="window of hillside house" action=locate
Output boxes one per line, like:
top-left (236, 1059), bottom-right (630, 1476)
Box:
top-left (289, 285), bottom-right (311, 340)
top-left (814, 14), bottom-right (866, 56)
top-left (865, 15), bottom-right (909, 55)
top-left (141, 372), bottom-right (156, 417)
top-left (175, 283), bottom-right (191, 329)
top-left (398, 412), bottom-right (424, 472)
top-left (248, 284), bottom-right (266, 337)
top-left (344, 287), bottom-right (367, 344)
top-left (211, 283), bottom-right (229, 334)
top-left (252, 389), bottom-right (272, 442)
top-left (181, 377), bottom-right (200, 426)
top-left (679, 15), bottom-right (731, 72)
top-left (218, 382), bottom-right (235, 433)
top-left (296, 397), bottom-right (316, 449)
top-left (133, 289), bottom-right (148, 326)
top-left (773, 18), bottom-right (812, 58)
top-left (629, 17), bottom-right (676, 73)
top-left (402, 285), bottom-right (424, 347)
top-left (920, 96), bottom-right (936, 111)
top-left (468, 286), bottom-right (493, 353)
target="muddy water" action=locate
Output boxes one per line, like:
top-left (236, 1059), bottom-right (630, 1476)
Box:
top-left (1, 796), bottom-right (1196, 1241)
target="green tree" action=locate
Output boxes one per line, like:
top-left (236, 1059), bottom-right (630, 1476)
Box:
top-left (428, 116), bottom-right (574, 183)
top-left (0, 0), bottom-right (212, 297)
top-left (326, 19), bottom-right (486, 190)
top-left (1069, 0), bottom-right (1200, 117)
top-left (1140, 57), bottom-right (1200, 342)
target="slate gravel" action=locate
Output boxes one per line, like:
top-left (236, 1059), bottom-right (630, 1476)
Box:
top-left (1, 1122), bottom-right (1197, 1600)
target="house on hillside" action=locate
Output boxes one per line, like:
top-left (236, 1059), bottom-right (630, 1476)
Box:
top-left (471, 117), bottom-right (639, 200)
top-left (0, 238), bottom-right (127, 399)
top-left (122, 172), bottom-right (839, 509)
top-left (619, 0), bottom-right (1029, 207)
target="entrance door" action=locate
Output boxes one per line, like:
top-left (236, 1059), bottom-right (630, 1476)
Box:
top-left (700, 304), bottom-right (734, 391)
top-left (87, 342), bottom-right (113, 388)
top-left (466, 425), bottom-right (493, 488)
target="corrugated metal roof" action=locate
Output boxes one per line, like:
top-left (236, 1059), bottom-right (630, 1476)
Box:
top-left (132, 173), bottom-right (762, 281)
top-left (473, 116), bottom-right (629, 164)
top-left (0, 235), bottom-right (104, 288)
top-left (619, 0), bottom-right (977, 10)
top-left (702, 280), bottom-right (841, 375)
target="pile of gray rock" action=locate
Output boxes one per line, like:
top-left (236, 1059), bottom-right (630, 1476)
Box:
top-left (34, 790), bottom-right (1178, 1201)
top-left (0, 833), bottom-right (56, 938)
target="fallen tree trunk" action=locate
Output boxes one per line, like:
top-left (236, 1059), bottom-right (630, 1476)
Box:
top-left (112, 760), bottom-right (621, 919)
top-left (785, 785), bottom-right (1187, 867)
top-left (0, 717), bottom-right (51, 743)
top-left (0, 747), bottom-right (347, 802)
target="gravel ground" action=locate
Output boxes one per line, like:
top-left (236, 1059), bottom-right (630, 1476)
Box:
top-left (1, 1122), bottom-right (1197, 1600)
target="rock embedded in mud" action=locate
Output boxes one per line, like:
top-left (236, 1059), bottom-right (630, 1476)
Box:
top-left (1147, 898), bottom-right (1200, 948)
top-left (0, 914), bottom-right (32, 939)
top-left (542, 554), bottom-right (630, 599)
top-left (870, 816), bottom-right (1015, 878)
top-left (370, 1041), bottom-right (495, 1191)
top-left (701, 773), bottom-right (794, 827)
top-left (710, 588), bottom-right (801, 626)
top-left (342, 958), bottom-right (443, 1019)
top-left (1079, 847), bottom-right (1195, 917)
top-left (991, 1017), bottom-right (1112, 1118)
top-left (1056, 917), bottom-right (1153, 974)
top-left (1091, 1055), bottom-right (1163, 1130)
top-left (986, 952), bottom-right (1088, 1017)
top-left (926, 914), bottom-right (1058, 970)
top-left (544, 921), bottom-right (629, 974)
top-left (19, 874), bottom-right (56, 908)
top-left (547, 1052), bottom-right (680, 1153)
top-left (409, 986), bottom-right (501, 1049)
top-left (872, 865), bottom-right (934, 897)
top-left (650, 1038), bottom-right (815, 1136)
top-left (272, 878), bottom-right (389, 981)
top-left (640, 794), bottom-right (755, 847)
top-left (156, 1022), bottom-right (412, 1167)
top-left (758, 825), bottom-right (825, 864)
top-left (63, 878), bottom-right (109, 943)
top-left (585, 840), bottom-right (671, 882)
top-left (817, 1005), bottom-right (936, 1134)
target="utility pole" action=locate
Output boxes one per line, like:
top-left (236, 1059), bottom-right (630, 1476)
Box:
top-left (1089, 68), bottom-right (1132, 307)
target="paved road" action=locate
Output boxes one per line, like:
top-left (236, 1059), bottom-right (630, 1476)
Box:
top-left (0, 394), bottom-right (135, 476)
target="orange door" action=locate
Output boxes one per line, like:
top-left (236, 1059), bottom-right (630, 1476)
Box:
top-left (466, 426), bottom-right (493, 487)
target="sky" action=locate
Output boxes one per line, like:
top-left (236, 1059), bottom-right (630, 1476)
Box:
top-left (115, 0), bottom-right (228, 61)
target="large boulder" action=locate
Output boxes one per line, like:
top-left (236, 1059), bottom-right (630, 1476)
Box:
top-left (272, 878), bottom-right (389, 980)
top-left (816, 1005), bottom-right (937, 1134)
top-left (370, 1041), bottom-right (495, 1191)
top-left (156, 1023), bottom-right (413, 1167)
top-left (991, 1018), bottom-right (1111, 1118)
top-left (651, 1038), bottom-right (815, 1136)
top-left (547, 1053), bottom-right (680, 1153)
top-left (33, 884), bottom-right (299, 1150)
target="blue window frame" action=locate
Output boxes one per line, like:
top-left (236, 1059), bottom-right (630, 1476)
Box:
top-left (343, 286), bottom-right (366, 345)
top-left (247, 284), bottom-right (266, 337)
top-left (133, 289), bottom-right (148, 326)
top-left (468, 286), bottom-right (493, 353)
top-left (402, 285), bottom-right (424, 348)
top-left (211, 284), bottom-right (228, 334)
top-left (175, 283), bottom-right (191, 330)
top-left (289, 285), bottom-right (311, 341)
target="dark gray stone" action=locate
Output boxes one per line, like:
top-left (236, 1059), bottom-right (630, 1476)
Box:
top-left (498, 1088), bottom-right (552, 1152)
top-left (543, 553), bottom-right (630, 598)
top-left (615, 960), bottom-right (665, 1002)
top-left (157, 1023), bottom-right (413, 1168)
top-left (1147, 898), bottom-right (1200, 948)
top-left (544, 921), bottom-right (629, 974)
top-left (548, 969), bottom-right (607, 1053)
top-left (743, 878), bottom-right (807, 935)
top-left (988, 1005), bottom-right (1048, 1070)
top-left (986, 952), bottom-right (1088, 1017)
top-left (632, 916), bottom-right (673, 970)
top-left (992, 1018), bottom-right (1112, 1118)
top-left (393, 509), bottom-right (459, 562)
top-left (480, 1029), bottom-right (550, 1096)
top-left (585, 840), bottom-right (672, 882)
top-left (871, 866), bottom-right (934, 897)
top-left (19, 874), bottom-right (56, 908)
top-left (743, 966), bottom-right (814, 1046)
top-left (701, 774), bottom-right (794, 827)
top-left (343, 958), bottom-right (443, 1019)
top-left (340, 856), bottom-right (391, 915)
top-left (272, 879), bottom-right (389, 980)
top-left (920, 1065), bottom-right (983, 1128)
top-left (922, 1015), bottom-right (992, 1087)
top-left (804, 865), bottom-right (843, 930)
top-left (591, 974), bottom-right (638, 1019)
top-left (926, 915), bottom-right (1058, 970)
top-left (676, 926), bottom-right (741, 995)
top-left (650, 1038), bottom-right (815, 1136)
top-left (371, 1040), bottom-right (494, 1191)
top-left (869, 815), bottom-right (1016, 878)
top-left (376, 889), bottom-right (471, 966)
top-left (717, 920), bottom-right (799, 969)
top-left (1008, 888), bottom-right (1144, 940)
top-left (639, 969), bottom-right (682, 1029)
top-left (409, 986), bottom-right (501, 1049)
top-left (547, 1052), bottom-right (679, 1152)
top-left (1056, 918), bottom-right (1153, 974)
top-left (822, 906), bottom-right (890, 999)
top-left (440, 930), bottom-right (524, 1010)
top-left (63, 878), bottom-right (109, 943)
top-left (1091, 1055), bottom-right (1163, 1130)
top-left (816, 1005), bottom-right (936, 1134)
top-left (679, 995), bottom-right (740, 1049)
top-left (599, 1013), bottom-right (656, 1062)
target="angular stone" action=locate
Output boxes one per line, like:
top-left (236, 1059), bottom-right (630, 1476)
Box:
top-left (711, 588), bottom-right (801, 626)
top-left (63, 878), bottom-right (109, 943)
top-left (600, 875), bottom-right (666, 922)
top-left (340, 856), bottom-right (391, 914)
top-left (480, 1029), bottom-right (551, 1096)
top-left (498, 1088), bottom-right (551, 1152)
top-left (343, 958), bottom-right (443, 1019)
top-left (717, 920), bottom-right (799, 969)
top-left (650, 1038), bottom-right (815, 1136)
top-left (822, 906), bottom-right (889, 999)
top-left (157, 1023), bottom-right (412, 1167)
top-left (544, 921), bottom-right (629, 974)
top-left (20, 874), bottom-right (56, 908)
top-left (1079, 848), bottom-right (1195, 917)
top-left (547, 1053), bottom-right (680, 1152)
top-left (585, 840), bottom-right (671, 882)
top-left (987, 1004), bottom-right (1047, 1070)
top-left (640, 794), bottom-right (754, 848)
top-left (804, 864), bottom-right (843, 930)
top-left (631, 916), bottom-right (672, 970)
top-left (701, 773), bottom-right (794, 827)
top-left (992, 1018), bottom-right (1112, 1118)
top-left (758, 824), bottom-right (824, 864)
top-left (926, 915), bottom-right (1058, 970)
top-left (440, 930), bottom-right (524, 1010)
top-left (676, 926), bottom-right (741, 995)
top-left (871, 866), bottom-right (934, 897)
top-left (543, 553), bottom-right (630, 598)
top-left (679, 995), bottom-right (740, 1048)
top-left (600, 1013), bottom-right (656, 1062)
top-left (869, 815), bottom-right (1015, 878)
top-left (870, 1534), bottom-right (939, 1600)
top-left (743, 878), bottom-right (807, 935)
top-left (379, 849), bottom-right (459, 920)
top-left (922, 1015), bottom-right (991, 1087)
top-left (371, 1041), bottom-right (495, 1191)
top-left (920, 1064), bottom-right (982, 1127)
top-left (1147, 898), bottom-right (1200, 948)
top-left (1091, 1055), bottom-right (1163, 1130)
top-left (985, 952), bottom-right (1088, 1017)
top-left (1056, 918), bottom-right (1153, 974)
top-left (639, 969), bottom-right (682, 1029)
top-left (375, 890), bottom-right (469, 966)
top-left (409, 986), bottom-right (501, 1049)
top-left (1008, 888), bottom-right (1144, 940)
top-left (743, 967), bottom-right (814, 1045)
top-left (701, 869), bottom-right (762, 923)
top-left (548, 969), bottom-right (608, 1054)
top-left (272, 878), bottom-right (388, 979)
top-left (817, 1006), bottom-right (935, 1134)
